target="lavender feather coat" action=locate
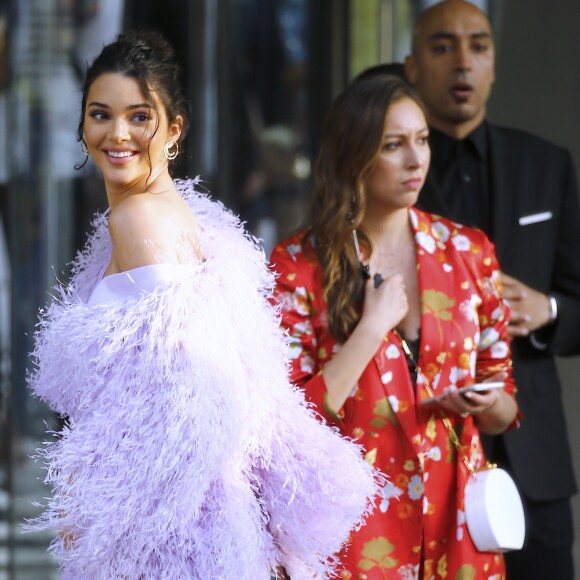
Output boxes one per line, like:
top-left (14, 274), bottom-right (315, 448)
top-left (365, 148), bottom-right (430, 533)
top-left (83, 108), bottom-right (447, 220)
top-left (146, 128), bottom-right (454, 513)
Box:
top-left (28, 180), bottom-right (377, 580)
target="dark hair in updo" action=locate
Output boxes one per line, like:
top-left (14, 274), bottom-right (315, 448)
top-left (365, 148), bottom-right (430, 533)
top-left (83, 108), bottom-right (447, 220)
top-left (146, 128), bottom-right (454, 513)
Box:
top-left (76, 30), bottom-right (190, 168)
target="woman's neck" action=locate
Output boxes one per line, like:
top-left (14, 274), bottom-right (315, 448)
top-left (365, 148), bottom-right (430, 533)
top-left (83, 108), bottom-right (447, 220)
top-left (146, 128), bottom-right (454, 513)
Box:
top-left (361, 206), bottom-right (412, 252)
top-left (106, 170), bottom-right (174, 210)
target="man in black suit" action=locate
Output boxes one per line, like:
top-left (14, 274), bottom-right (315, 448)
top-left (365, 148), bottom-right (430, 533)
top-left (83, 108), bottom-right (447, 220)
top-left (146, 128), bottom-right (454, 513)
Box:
top-left (404, 1), bottom-right (580, 578)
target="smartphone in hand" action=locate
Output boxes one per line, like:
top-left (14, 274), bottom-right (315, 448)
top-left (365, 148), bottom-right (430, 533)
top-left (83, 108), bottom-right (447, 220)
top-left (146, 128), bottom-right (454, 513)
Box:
top-left (421, 382), bottom-right (504, 405)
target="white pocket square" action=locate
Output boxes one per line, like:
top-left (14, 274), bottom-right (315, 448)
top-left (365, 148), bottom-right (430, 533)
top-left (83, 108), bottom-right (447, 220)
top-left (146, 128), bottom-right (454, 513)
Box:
top-left (519, 211), bottom-right (552, 226)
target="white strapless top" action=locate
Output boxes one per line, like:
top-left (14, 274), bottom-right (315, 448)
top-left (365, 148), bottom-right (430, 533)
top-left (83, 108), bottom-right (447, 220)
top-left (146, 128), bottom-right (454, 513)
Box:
top-left (87, 264), bottom-right (189, 306)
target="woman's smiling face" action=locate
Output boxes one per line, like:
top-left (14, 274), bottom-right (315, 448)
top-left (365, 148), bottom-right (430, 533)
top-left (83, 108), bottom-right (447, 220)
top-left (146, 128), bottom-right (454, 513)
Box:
top-left (83, 72), bottom-right (181, 194)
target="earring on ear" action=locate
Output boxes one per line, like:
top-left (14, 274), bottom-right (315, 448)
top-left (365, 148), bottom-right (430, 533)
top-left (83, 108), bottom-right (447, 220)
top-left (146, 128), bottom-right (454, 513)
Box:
top-left (163, 141), bottom-right (179, 161)
top-left (80, 139), bottom-right (89, 156)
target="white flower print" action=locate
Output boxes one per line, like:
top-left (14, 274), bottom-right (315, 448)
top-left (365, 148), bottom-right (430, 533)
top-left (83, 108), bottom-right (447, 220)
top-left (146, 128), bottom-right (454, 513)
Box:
top-left (408, 474), bottom-right (424, 500)
top-left (479, 327), bottom-right (500, 350)
top-left (385, 344), bottom-right (400, 359)
top-left (490, 340), bottom-right (509, 359)
top-left (457, 509), bottom-right (466, 541)
top-left (292, 320), bottom-right (313, 336)
top-left (431, 221), bottom-right (450, 242)
top-left (491, 304), bottom-right (504, 322)
top-left (426, 446), bottom-right (441, 461)
top-left (449, 366), bottom-right (468, 386)
top-left (291, 286), bottom-right (310, 316)
top-left (286, 243), bottom-right (302, 260)
top-left (287, 341), bottom-right (303, 360)
top-left (379, 481), bottom-right (403, 513)
top-left (451, 234), bottom-right (471, 251)
top-left (381, 371), bottom-right (393, 385)
top-left (443, 263), bottom-right (453, 272)
top-left (459, 298), bottom-right (478, 322)
top-left (388, 395), bottom-right (399, 412)
top-left (398, 564), bottom-right (420, 580)
top-left (300, 355), bottom-right (315, 374)
top-left (422, 495), bottom-right (430, 514)
top-left (416, 231), bottom-right (436, 254)
top-left (470, 351), bottom-right (477, 375)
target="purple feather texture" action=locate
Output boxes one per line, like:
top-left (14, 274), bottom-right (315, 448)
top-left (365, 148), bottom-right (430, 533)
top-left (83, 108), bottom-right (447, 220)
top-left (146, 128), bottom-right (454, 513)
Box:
top-left (27, 179), bottom-right (379, 579)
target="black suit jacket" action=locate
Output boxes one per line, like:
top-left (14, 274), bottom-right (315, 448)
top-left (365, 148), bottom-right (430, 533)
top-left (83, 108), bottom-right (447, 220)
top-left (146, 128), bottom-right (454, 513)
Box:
top-left (417, 122), bottom-right (580, 501)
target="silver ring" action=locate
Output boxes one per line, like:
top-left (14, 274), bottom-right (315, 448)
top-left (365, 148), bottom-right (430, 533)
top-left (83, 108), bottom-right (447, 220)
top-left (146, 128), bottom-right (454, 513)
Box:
top-left (460, 411), bottom-right (469, 418)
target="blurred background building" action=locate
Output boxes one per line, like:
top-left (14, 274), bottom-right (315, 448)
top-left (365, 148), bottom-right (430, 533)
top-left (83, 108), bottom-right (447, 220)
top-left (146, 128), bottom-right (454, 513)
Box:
top-left (0, 0), bottom-right (578, 577)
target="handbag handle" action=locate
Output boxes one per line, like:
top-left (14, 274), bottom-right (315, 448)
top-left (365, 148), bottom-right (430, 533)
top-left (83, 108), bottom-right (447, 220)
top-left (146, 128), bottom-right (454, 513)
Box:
top-left (393, 330), bottom-right (495, 477)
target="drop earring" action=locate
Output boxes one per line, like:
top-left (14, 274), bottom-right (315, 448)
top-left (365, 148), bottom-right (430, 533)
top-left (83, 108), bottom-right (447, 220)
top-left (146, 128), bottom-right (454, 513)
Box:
top-left (163, 141), bottom-right (179, 161)
top-left (347, 190), bottom-right (357, 224)
top-left (80, 139), bottom-right (89, 156)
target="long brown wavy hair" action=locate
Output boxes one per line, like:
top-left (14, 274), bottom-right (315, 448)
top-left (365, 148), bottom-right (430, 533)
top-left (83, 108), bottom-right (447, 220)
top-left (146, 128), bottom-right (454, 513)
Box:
top-left (305, 75), bottom-right (424, 342)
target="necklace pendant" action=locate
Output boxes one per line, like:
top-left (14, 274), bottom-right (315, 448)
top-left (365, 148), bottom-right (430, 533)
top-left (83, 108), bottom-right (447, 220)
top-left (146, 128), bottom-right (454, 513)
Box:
top-left (373, 273), bottom-right (384, 288)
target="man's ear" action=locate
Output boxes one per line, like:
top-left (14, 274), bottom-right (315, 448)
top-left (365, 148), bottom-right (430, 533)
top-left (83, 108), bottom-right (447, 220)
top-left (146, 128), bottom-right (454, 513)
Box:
top-left (404, 55), bottom-right (417, 85)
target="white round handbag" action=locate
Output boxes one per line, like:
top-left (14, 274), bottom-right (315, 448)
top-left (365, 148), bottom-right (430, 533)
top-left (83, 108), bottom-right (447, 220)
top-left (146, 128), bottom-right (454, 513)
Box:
top-left (464, 466), bottom-right (526, 552)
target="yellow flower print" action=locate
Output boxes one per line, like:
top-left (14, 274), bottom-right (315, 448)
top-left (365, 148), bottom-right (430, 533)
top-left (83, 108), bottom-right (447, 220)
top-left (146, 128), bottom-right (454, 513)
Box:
top-left (364, 448), bottom-right (377, 465)
top-left (422, 290), bottom-right (458, 343)
top-left (437, 553), bottom-right (448, 578)
top-left (426, 415), bottom-right (437, 441)
top-left (397, 502), bottom-right (413, 519)
top-left (357, 537), bottom-right (398, 572)
top-left (423, 362), bottom-right (440, 381)
top-left (369, 397), bottom-right (397, 429)
top-left (454, 564), bottom-right (476, 579)
top-left (395, 473), bottom-right (410, 488)
top-left (469, 242), bottom-right (482, 254)
top-left (351, 427), bottom-right (364, 439)
top-left (458, 352), bottom-right (471, 370)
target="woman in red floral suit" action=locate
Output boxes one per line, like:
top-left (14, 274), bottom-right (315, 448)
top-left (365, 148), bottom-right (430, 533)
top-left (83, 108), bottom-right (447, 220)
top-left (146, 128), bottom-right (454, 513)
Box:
top-left (269, 76), bottom-right (520, 579)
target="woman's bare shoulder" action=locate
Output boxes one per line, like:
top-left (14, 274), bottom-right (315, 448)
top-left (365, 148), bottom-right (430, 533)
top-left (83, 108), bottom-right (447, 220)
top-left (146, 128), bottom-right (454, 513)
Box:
top-left (108, 191), bottom-right (202, 271)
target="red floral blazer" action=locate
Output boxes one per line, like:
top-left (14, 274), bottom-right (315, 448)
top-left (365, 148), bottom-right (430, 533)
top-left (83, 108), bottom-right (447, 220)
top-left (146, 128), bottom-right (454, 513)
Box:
top-left (270, 208), bottom-right (520, 579)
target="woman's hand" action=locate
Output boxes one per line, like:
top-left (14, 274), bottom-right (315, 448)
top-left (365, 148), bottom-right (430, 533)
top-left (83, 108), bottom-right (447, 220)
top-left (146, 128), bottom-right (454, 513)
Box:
top-left (437, 372), bottom-right (518, 434)
top-left (322, 273), bottom-right (409, 414)
top-left (358, 273), bottom-right (409, 344)
top-left (438, 372), bottom-right (506, 417)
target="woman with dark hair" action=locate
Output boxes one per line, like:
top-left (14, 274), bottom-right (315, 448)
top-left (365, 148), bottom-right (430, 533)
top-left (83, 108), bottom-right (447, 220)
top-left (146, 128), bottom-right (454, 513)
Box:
top-left (28, 31), bottom-right (377, 579)
top-left (270, 75), bottom-right (520, 577)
